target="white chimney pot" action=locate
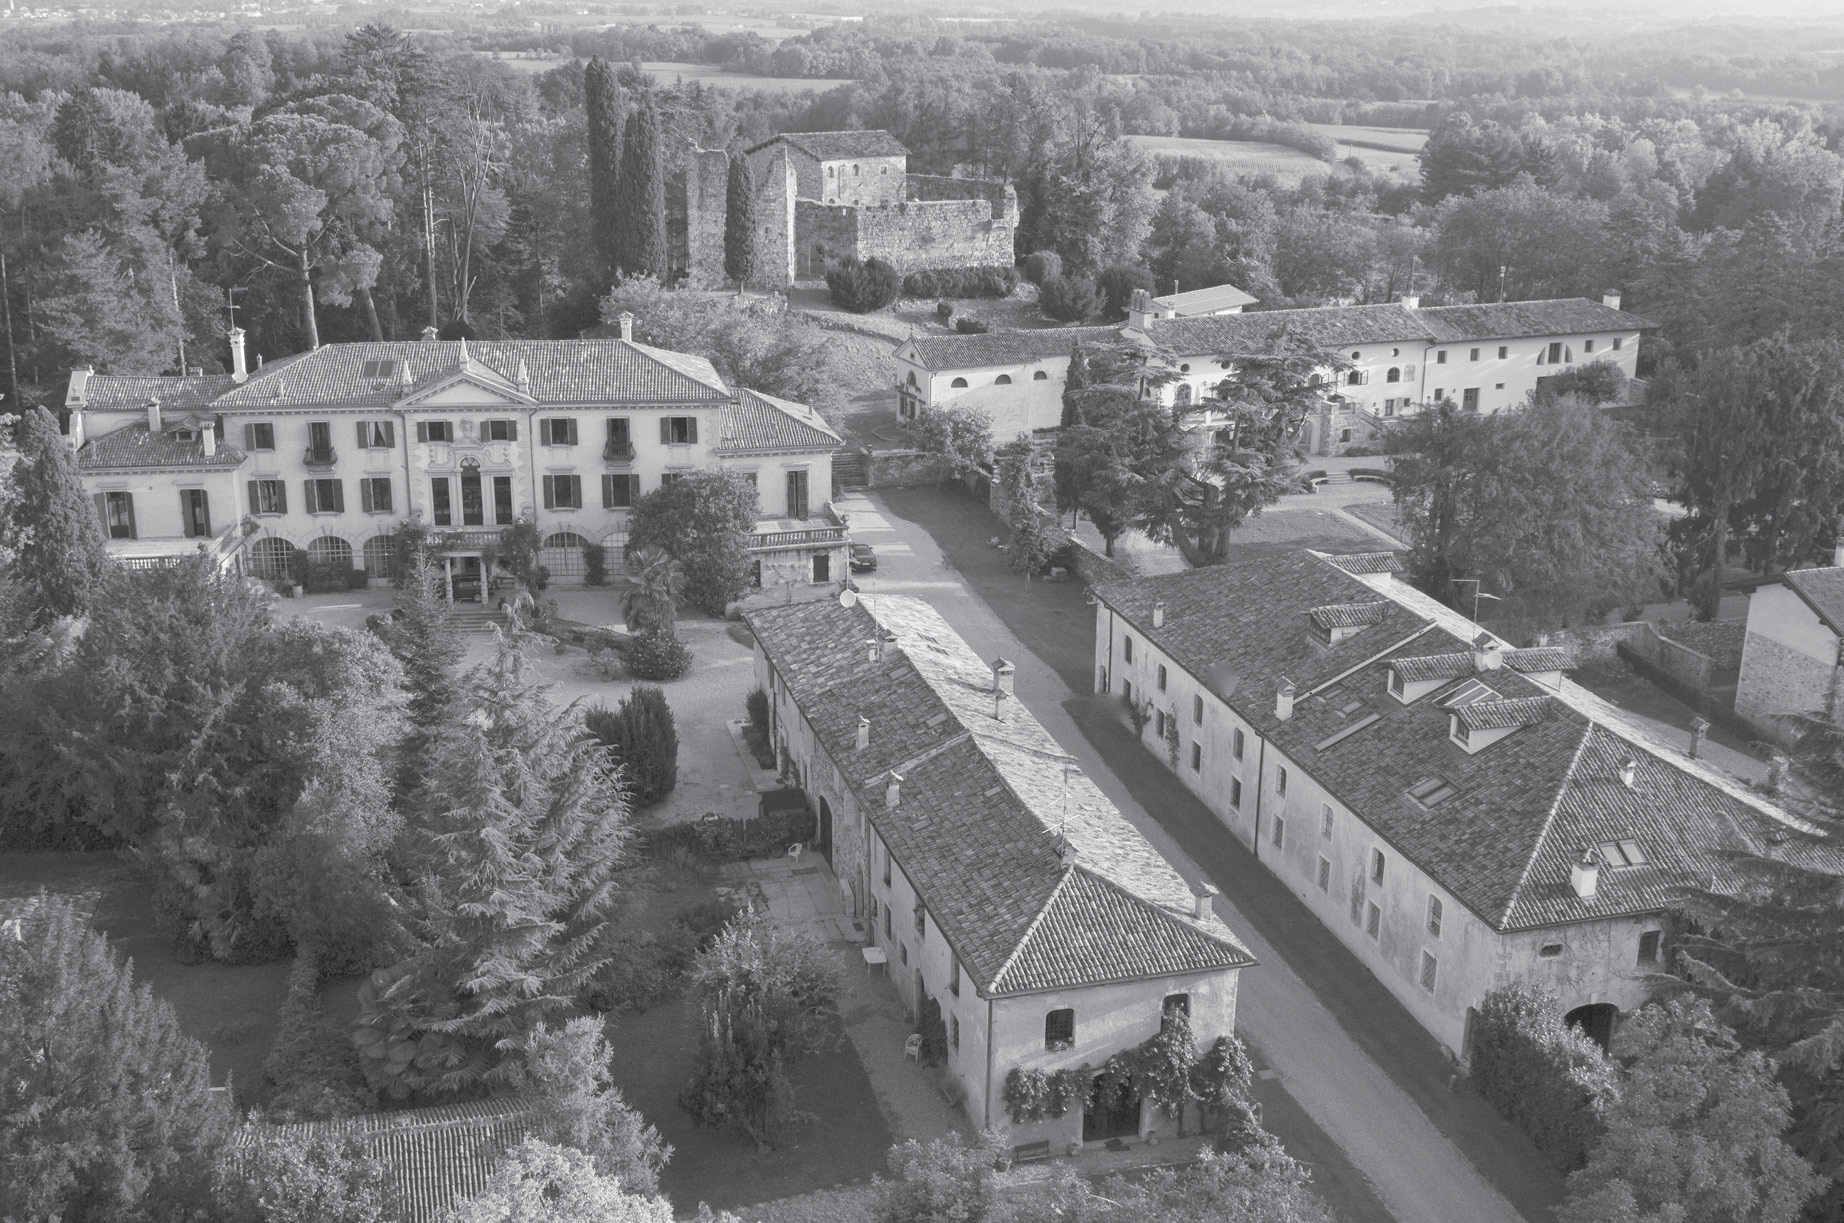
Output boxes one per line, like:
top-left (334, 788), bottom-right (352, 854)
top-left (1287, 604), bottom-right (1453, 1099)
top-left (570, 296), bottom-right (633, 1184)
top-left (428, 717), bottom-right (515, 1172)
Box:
top-left (228, 326), bottom-right (247, 383)
top-left (145, 397), bottom-right (161, 434)
top-left (1192, 884), bottom-right (1219, 920)
top-left (856, 715), bottom-right (870, 751)
top-left (1400, 294), bottom-right (1420, 310)
top-left (1618, 758), bottom-right (1637, 788)
top-left (1276, 679), bottom-right (1296, 722)
top-left (1602, 291), bottom-right (1621, 311)
top-left (885, 771), bottom-right (903, 809)
top-left (1570, 849), bottom-right (1601, 901)
top-left (1152, 601), bottom-right (1166, 629)
top-left (619, 311), bottom-right (635, 342)
top-left (991, 657), bottom-right (1015, 695)
top-left (1832, 538), bottom-right (1844, 569)
top-left (201, 421), bottom-right (217, 457)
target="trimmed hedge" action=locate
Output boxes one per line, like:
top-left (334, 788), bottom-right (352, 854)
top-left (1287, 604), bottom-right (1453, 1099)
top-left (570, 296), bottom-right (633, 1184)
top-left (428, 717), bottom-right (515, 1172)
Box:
top-left (826, 255), bottom-right (902, 312)
top-left (955, 317), bottom-right (991, 334)
top-left (1022, 251), bottom-right (1062, 287)
top-left (1039, 275), bottom-right (1104, 323)
top-left (1469, 984), bottom-right (1618, 1171)
top-left (902, 265), bottom-right (1019, 299)
top-left (625, 628), bottom-right (692, 680)
top-left (585, 685), bottom-right (680, 807)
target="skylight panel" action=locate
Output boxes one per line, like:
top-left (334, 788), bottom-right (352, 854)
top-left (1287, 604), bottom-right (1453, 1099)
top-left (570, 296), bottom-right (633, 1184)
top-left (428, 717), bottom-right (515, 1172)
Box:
top-left (1436, 678), bottom-right (1495, 708)
top-left (1599, 839), bottom-right (1647, 868)
top-left (359, 358), bottom-right (401, 380)
top-left (1406, 775), bottom-right (1459, 806)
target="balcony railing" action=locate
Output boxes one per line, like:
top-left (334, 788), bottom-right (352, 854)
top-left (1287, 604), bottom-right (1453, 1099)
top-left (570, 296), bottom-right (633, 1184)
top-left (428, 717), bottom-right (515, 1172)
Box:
top-left (303, 447), bottom-right (337, 468)
top-left (750, 525), bottom-right (848, 552)
top-left (603, 440), bottom-right (636, 461)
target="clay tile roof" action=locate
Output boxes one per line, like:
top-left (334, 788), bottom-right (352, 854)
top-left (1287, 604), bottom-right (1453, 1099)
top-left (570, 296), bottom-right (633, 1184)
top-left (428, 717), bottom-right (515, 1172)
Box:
top-left (760, 129), bottom-right (909, 160)
top-left (743, 595), bottom-right (1253, 995)
top-left (78, 422), bottom-right (246, 470)
top-left (67, 373), bottom-right (238, 412)
top-left (903, 326), bottom-right (1116, 371)
top-left (1781, 567), bottom-right (1844, 636)
top-left (1418, 299), bottom-right (1658, 342)
top-left (205, 340), bottom-right (729, 409)
top-left (1324, 551), bottom-right (1402, 575)
top-left (720, 389), bottom-right (841, 453)
top-left (1454, 696), bottom-right (1555, 732)
top-left (1389, 652), bottom-right (1474, 683)
top-left (1504, 647), bottom-right (1575, 674)
top-left (990, 867), bottom-right (1251, 994)
top-left (1309, 601), bottom-right (1389, 630)
top-left (235, 1097), bottom-right (535, 1223)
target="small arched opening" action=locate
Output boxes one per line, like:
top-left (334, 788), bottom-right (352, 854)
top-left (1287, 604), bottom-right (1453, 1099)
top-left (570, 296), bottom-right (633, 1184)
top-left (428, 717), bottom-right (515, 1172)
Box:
top-left (1386, 367), bottom-right (1402, 383)
top-left (995, 374), bottom-right (1012, 385)
top-left (1565, 1003), bottom-right (1619, 1053)
top-left (950, 377), bottom-right (968, 389)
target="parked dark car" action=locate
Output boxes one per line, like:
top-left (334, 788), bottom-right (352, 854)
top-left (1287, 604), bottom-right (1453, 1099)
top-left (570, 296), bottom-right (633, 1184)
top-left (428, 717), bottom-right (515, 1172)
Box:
top-left (849, 543), bottom-right (877, 573)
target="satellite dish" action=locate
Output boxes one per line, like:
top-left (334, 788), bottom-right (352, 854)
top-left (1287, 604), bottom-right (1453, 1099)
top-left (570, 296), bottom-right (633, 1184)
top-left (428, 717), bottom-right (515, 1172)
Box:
top-left (839, 588), bottom-right (858, 608)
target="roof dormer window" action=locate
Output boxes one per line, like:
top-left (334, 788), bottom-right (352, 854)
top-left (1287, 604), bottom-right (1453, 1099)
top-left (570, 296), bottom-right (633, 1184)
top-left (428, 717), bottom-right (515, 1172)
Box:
top-left (1598, 839), bottom-right (1646, 868)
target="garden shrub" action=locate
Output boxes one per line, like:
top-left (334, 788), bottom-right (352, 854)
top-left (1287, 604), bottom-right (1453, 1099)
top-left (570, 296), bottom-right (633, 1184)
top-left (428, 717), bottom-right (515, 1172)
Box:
top-left (624, 628), bottom-right (691, 681)
top-left (826, 255), bottom-right (902, 312)
top-left (1097, 263), bottom-right (1155, 320)
top-left (954, 316), bottom-right (991, 334)
top-left (583, 544), bottom-right (607, 586)
top-left (935, 299), bottom-right (953, 321)
top-left (902, 265), bottom-right (1018, 299)
top-left (1469, 984), bottom-right (1618, 1171)
top-left (676, 897), bottom-right (745, 952)
top-left (638, 803), bottom-right (809, 863)
top-left (1039, 275), bottom-right (1104, 323)
top-left (347, 567), bottom-right (370, 589)
top-left (301, 557), bottom-right (351, 594)
top-left (879, 1134), bottom-right (1009, 1223)
top-left (745, 686), bottom-right (769, 737)
top-left (584, 685), bottom-right (679, 807)
top-left (587, 928), bottom-right (696, 1014)
top-left (264, 948), bottom-right (376, 1120)
top-left (1541, 358), bottom-right (1628, 404)
top-left (1022, 250), bottom-right (1063, 287)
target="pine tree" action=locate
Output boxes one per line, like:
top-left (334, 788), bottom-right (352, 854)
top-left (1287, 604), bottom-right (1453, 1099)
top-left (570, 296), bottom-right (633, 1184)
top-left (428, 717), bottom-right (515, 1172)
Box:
top-left (584, 685), bottom-right (678, 807)
top-left (0, 894), bottom-right (233, 1221)
top-left (613, 97), bottom-right (665, 279)
top-left (583, 57), bottom-right (624, 286)
top-left (2, 406), bottom-right (111, 624)
top-left (723, 153), bottom-right (756, 293)
top-left (371, 555), bottom-right (464, 795)
top-left (352, 639), bottom-right (634, 1100)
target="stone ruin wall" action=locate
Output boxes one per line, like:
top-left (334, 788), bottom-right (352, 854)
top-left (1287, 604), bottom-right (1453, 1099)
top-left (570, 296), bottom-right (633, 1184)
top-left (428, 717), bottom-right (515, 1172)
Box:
top-left (682, 146), bottom-right (798, 290)
top-left (792, 191), bottom-right (1017, 278)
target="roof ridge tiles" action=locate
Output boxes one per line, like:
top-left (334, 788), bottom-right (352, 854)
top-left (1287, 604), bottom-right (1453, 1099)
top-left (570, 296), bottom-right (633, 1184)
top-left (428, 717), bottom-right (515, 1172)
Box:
top-left (1496, 722), bottom-right (1597, 927)
top-left (983, 866), bottom-right (1077, 993)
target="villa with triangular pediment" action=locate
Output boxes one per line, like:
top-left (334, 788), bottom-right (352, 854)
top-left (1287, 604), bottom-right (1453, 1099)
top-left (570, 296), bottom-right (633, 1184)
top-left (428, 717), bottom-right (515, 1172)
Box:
top-left (62, 320), bottom-right (847, 597)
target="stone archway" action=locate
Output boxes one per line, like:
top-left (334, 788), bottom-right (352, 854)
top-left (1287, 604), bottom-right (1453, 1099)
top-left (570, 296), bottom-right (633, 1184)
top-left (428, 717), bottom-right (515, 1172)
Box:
top-left (1565, 1003), bottom-right (1619, 1053)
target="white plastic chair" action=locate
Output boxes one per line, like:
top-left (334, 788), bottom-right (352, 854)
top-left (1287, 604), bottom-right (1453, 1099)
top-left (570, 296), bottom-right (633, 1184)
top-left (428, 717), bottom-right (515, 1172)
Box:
top-left (787, 842), bottom-right (804, 863)
top-left (904, 1034), bottom-right (923, 1063)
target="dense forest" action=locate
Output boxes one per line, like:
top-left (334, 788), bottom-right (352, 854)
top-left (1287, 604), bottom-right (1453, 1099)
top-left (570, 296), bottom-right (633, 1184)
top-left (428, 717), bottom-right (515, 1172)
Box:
top-left (0, 10), bottom-right (1839, 408)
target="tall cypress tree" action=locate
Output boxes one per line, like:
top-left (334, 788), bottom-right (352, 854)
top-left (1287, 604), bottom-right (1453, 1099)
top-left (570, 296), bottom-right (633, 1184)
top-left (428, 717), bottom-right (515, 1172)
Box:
top-left (582, 57), bottom-right (624, 286)
top-left (1059, 343), bottom-right (1090, 428)
top-left (723, 152), bottom-right (757, 293)
top-left (1, 895), bottom-right (232, 1220)
top-left (614, 96), bottom-right (666, 280)
top-left (2, 406), bottom-right (111, 624)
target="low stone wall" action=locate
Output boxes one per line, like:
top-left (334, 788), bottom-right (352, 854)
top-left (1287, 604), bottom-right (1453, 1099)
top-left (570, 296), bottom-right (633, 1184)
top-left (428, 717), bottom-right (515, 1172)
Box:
top-left (795, 197), bottom-right (1017, 276)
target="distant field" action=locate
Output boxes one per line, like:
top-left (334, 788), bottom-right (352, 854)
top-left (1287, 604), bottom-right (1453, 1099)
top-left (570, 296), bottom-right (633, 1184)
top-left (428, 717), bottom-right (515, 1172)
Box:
top-left (1126, 135), bottom-right (1332, 184)
top-left (1309, 123), bottom-right (1426, 173)
top-left (481, 55), bottom-right (849, 93)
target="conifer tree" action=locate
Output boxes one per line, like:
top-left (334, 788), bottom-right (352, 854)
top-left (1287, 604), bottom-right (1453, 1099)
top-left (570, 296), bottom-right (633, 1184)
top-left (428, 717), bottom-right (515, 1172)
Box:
top-left (371, 555), bottom-right (464, 794)
top-left (352, 638), bottom-right (633, 1100)
top-left (2, 406), bottom-right (111, 624)
top-left (584, 685), bottom-right (678, 807)
top-left (583, 57), bottom-right (623, 285)
top-left (613, 96), bottom-right (665, 280)
top-left (0, 895), bottom-right (232, 1221)
top-left (723, 153), bottom-right (756, 293)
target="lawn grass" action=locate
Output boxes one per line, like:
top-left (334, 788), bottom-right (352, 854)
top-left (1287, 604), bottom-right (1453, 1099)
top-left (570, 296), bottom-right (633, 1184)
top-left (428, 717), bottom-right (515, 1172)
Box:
top-left (1339, 499), bottom-right (1406, 545)
top-left (1126, 135), bottom-right (1331, 184)
top-left (1230, 508), bottom-right (1391, 557)
top-left (0, 852), bottom-right (291, 1104)
top-left (480, 54), bottom-right (849, 93)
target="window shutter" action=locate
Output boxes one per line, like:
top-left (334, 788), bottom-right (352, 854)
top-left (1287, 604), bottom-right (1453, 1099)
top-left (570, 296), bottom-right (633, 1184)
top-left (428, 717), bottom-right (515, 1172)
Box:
top-left (331, 481), bottom-right (344, 512)
top-left (276, 482), bottom-right (287, 514)
top-left (94, 493), bottom-right (108, 528)
top-left (381, 421), bottom-right (393, 446)
top-left (601, 474), bottom-right (614, 508)
top-left (542, 476), bottom-right (555, 509)
top-left (360, 480), bottom-right (374, 513)
top-left (687, 416), bottom-right (698, 444)
top-left (504, 420), bottom-right (516, 442)
top-left (247, 481), bottom-right (260, 514)
top-left (244, 423), bottom-right (256, 449)
top-left (303, 481), bottom-right (317, 514)
top-left (123, 494), bottom-right (137, 540)
top-left (660, 417), bottom-right (671, 444)
top-left (416, 421), bottom-right (429, 442)
top-left (357, 421), bottom-right (370, 448)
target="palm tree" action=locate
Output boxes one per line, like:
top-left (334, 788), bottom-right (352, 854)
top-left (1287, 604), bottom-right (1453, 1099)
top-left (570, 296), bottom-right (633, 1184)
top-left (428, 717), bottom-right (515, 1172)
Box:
top-left (622, 547), bottom-right (684, 636)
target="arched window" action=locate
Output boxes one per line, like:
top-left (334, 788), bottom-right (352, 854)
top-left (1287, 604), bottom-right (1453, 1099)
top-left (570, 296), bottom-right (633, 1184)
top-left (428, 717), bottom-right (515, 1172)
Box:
top-left (1386, 367), bottom-right (1402, 383)
top-left (306, 536), bottom-right (352, 566)
top-left (950, 377), bottom-right (968, 389)
top-left (1174, 384), bottom-right (1193, 406)
top-left (541, 531), bottom-right (590, 578)
top-left (362, 534), bottom-right (395, 576)
top-left (905, 371), bottom-right (918, 387)
top-left (826, 166), bottom-right (835, 177)
top-left (249, 537), bottom-right (296, 580)
top-left (852, 163), bottom-right (861, 176)
top-left (995, 374), bottom-right (1012, 385)
top-left (1346, 370), bottom-right (1363, 386)
top-left (1033, 370), bottom-right (1048, 380)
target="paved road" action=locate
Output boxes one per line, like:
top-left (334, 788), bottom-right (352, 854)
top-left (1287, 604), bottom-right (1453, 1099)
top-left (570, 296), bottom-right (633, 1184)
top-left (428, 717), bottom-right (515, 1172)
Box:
top-left (839, 487), bottom-right (1564, 1223)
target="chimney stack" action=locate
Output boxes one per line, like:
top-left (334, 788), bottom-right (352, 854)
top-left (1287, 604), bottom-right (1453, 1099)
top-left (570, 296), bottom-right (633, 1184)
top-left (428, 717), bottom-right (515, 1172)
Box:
top-left (1276, 679), bottom-right (1296, 721)
top-left (1570, 848), bottom-right (1601, 901)
top-left (866, 637), bottom-right (880, 663)
top-left (1192, 884), bottom-right (1219, 920)
top-left (1689, 716), bottom-right (1710, 760)
top-left (885, 771), bottom-right (903, 809)
top-left (145, 396), bottom-right (161, 434)
top-left (1768, 752), bottom-right (1790, 793)
top-left (856, 715), bottom-right (871, 751)
top-left (1471, 632), bottom-right (1503, 672)
top-left (991, 657), bottom-right (1015, 696)
top-left (1602, 291), bottom-right (1622, 311)
top-left (1832, 527), bottom-right (1844, 570)
top-left (421, 326), bottom-right (439, 343)
top-left (228, 327), bottom-right (247, 382)
top-left (1618, 758), bottom-right (1637, 788)
top-left (1400, 294), bottom-right (1420, 310)
top-left (200, 419), bottom-right (216, 457)
top-left (619, 311), bottom-right (635, 342)
top-left (1152, 601), bottom-right (1166, 629)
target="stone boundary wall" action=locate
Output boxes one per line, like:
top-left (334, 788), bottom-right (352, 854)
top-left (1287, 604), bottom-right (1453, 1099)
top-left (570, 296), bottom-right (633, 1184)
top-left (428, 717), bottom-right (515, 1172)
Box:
top-left (905, 173), bottom-right (1015, 221)
top-left (795, 198), bottom-right (1017, 276)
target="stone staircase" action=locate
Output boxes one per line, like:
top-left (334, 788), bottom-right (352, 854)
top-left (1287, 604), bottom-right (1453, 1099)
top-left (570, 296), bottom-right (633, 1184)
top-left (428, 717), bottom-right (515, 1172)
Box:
top-left (832, 446), bottom-right (870, 494)
top-left (448, 605), bottom-right (508, 633)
